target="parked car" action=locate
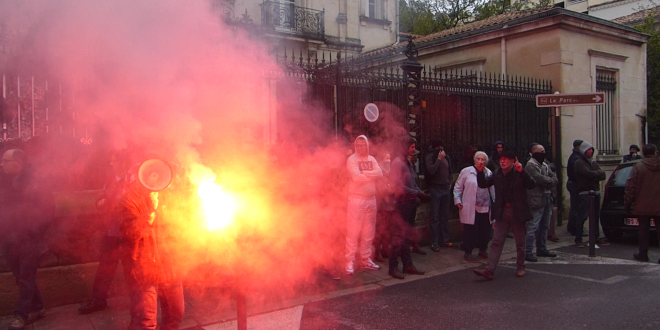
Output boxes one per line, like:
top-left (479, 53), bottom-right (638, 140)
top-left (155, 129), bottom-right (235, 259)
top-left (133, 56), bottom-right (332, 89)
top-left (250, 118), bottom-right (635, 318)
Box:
top-left (600, 159), bottom-right (656, 241)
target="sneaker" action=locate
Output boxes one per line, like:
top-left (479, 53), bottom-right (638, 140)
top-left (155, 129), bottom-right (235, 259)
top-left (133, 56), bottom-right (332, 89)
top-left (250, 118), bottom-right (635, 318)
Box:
top-left (402, 266), bottom-right (425, 275)
top-left (595, 238), bottom-right (611, 246)
top-left (430, 245), bottom-right (440, 252)
top-left (362, 259), bottom-right (381, 270)
top-left (478, 251), bottom-right (489, 259)
top-left (547, 235), bottom-right (559, 242)
top-left (575, 241), bottom-right (584, 248)
top-left (525, 254), bottom-right (538, 262)
top-left (388, 268), bottom-right (405, 279)
top-left (536, 250), bottom-right (557, 258)
top-left (27, 308), bottom-right (46, 323)
top-left (633, 252), bottom-right (649, 262)
top-left (78, 300), bottom-right (108, 314)
top-left (412, 245), bottom-right (427, 255)
top-left (8, 316), bottom-right (26, 330)
top-left (473, 268), bottom-right (494, 280)
top-left (345, 261), bottom-right (354, 275)
top-left (463, 252), bottom-right (476, 263)
top-left (516, 267), bottom-right (526, 277)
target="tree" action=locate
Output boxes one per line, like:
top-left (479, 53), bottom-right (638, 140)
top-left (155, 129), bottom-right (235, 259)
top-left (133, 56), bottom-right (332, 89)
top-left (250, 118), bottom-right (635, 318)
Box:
top-left (400, 0), bottom-right (552, 35)
top-left (634, 12), bottom-right (660, 144)
top-left (400, 0), bottom-right (485, 35)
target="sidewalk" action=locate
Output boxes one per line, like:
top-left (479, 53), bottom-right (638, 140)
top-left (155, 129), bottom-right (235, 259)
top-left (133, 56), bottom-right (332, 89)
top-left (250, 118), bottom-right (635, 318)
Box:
top-left (0, 229), bottom-right (577, 330)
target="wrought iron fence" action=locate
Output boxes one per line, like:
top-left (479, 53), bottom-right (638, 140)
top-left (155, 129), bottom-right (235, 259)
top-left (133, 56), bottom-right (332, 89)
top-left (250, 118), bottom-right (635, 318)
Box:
top-left (0, 75), bottom-right (89, 142)
top-left (261, 1), bottom-right (324, 39)
top-left (596, 71), bottom-right (617, 155)
top-left (276, 47), bottom-right (553, 170)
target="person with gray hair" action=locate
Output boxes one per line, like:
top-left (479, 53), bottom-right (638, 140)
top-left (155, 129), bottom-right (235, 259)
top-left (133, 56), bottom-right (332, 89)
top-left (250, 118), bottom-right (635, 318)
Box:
top-left (454, 151), bottom-right (495, 262)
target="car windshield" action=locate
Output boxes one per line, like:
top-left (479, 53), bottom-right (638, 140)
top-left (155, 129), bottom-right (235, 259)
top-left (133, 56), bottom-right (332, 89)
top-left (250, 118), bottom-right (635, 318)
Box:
top-left (609, 166), bottom-right (633, 186)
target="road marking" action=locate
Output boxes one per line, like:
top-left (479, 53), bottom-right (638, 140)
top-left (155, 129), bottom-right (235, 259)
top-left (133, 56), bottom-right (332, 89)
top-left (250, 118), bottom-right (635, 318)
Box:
top-left (498, 252), bottom-right (660, 284)
top-left (202, 305), bottom-right (303, 330)
top-left (499, 265), bottom-right (630, 284)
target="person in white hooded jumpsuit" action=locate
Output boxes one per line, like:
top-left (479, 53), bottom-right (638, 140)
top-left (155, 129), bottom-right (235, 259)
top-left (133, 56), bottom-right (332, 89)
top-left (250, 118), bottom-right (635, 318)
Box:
top-left (345, 135), bottom-right (383, 274)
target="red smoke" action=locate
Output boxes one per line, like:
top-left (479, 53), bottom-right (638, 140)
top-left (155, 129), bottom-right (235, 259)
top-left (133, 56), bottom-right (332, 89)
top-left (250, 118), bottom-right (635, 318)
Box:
top-left (0, 0), bottom-right (408, 306)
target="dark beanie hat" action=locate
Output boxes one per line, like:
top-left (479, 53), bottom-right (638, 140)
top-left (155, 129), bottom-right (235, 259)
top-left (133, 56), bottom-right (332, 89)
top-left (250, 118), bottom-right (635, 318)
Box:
top-left (573, 139), bottom-right (583, 147)
top-left (431, 138), bottom-right (444, 149)
top-left (500, 151), bottom-right (517, 160)
top-left (630, 144), bottom-right (640, 152)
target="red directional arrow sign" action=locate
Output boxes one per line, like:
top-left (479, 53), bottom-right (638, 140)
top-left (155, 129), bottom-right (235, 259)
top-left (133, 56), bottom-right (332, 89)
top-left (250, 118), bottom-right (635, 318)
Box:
top-left (536, 93), bottom-right (606, 107)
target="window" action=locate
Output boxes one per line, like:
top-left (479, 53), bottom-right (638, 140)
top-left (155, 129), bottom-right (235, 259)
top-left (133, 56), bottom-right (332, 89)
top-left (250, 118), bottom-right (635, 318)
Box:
top-left (596, 70), bottom-right (617, 155)
top-left (369, 0), bottom-right (376, 18)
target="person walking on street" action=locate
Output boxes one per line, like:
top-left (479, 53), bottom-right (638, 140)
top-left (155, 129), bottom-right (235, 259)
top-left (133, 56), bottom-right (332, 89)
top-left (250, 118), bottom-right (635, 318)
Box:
top-left (79, 151), bottom-right (130, 314)
top-left (425, 138), bottom-right (453, 251)
top-left (374, 152), bottom-right (395, 262)
top-left (0, 149), bottom-right (52, 330)
top-left (524, 144), bottom-right (558, 262)
top-left (454, 151), bottom-right (495, 262)
top-left (566, 139), bottom-right (583, 236)
top-left (388, 136), bottom-right (429, 279)
top-left (573, 141), bottom-right (610, 247)
top-left (472, 151), bottom-right (536, 280)
top-left (345, 135), bottom-right (383, 275)
top-left (625, 144), bottom-right (660, 262)
top-left (623, 144), bottom-right (643, 163)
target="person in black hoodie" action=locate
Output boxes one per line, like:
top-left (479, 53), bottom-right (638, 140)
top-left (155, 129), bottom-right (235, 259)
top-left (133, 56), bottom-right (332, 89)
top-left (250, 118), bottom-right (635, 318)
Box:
top-left (573, 141), bottom-right (609, 247)
top-left (0, 149), bottom-right (52, 330)
top-left (486, 141), bottom-right (504, 172)
top-left (566, 139), bottom-right (583, 236)
top-left (623, 144), bottom-right (643, 163)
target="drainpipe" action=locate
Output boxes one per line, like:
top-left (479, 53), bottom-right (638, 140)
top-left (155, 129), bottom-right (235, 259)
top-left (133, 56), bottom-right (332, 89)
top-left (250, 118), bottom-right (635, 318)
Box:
top-left (394, 0), bottom-right (400, 45)
top-left (501, 37), bottom-right (506, 77)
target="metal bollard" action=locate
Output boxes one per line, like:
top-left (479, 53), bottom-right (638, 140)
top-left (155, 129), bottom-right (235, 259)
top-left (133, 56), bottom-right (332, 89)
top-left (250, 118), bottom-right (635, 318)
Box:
top-left (588, 190), bottom-right (597, 257)
top-left (236, 291), bottom-right (247, 330)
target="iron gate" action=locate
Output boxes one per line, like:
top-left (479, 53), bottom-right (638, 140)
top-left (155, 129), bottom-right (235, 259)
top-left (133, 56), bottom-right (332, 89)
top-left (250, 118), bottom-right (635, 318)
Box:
top-left (278, 41), bottom-right (553, 169)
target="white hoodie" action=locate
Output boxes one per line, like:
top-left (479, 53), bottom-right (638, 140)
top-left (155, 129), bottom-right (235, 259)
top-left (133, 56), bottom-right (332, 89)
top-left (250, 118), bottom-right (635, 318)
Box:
top-left (346, 135), bottom-right (383, 199)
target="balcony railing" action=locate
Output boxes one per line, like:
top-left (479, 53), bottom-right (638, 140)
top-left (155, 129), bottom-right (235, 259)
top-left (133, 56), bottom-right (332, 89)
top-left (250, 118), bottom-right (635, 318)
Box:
top-left (261, 1), bottom-right (324, 39)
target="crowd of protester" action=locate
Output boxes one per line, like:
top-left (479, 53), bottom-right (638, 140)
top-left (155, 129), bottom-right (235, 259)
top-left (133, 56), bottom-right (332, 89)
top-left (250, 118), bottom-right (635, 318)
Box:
top-left (2, 133), bottom-right (659, 330)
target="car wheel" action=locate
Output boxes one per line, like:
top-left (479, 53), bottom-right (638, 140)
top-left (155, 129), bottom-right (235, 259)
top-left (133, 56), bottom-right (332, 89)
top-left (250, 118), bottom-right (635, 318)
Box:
top-left (603, 228), bottom-right (623, 241)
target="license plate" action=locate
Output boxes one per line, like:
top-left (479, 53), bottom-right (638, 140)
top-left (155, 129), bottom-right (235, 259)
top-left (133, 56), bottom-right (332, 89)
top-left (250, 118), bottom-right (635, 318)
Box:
top-left (625, 218), bottom-right (656, 226)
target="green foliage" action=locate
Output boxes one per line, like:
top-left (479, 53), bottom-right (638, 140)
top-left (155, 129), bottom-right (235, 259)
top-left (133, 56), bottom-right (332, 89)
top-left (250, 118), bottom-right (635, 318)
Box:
top-left (634, 14), bottom-right (660, 144)
top-left (400, 0), bottom-right (553, 35)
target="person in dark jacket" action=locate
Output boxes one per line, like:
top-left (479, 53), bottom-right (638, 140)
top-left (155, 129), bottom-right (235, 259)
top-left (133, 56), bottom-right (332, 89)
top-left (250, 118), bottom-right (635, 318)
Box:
top-left (388, 136), bottom-right (429, 279)
top-left (566, 139), bottom-right (583, 236)
top-left (79, 151), bottom-right (131, 314)
top-left (573, 141), bottom-right (609, 247)
top-left (119, 164), bottom-right (183, 330)
top-left (0, 149), bottom-right (51, 330)
top-left (624, 144), bottom-right (660, 262)
top-left (486, 141), bottom-right (504, 172)
top-left (524, 144), bottom-right (558, 262)
top-left (473, 151), bottom-right (536, 280)
top-left (425, 138), bottom-right (453, 251)
top-left (623, 144), bottom-right (643, 163)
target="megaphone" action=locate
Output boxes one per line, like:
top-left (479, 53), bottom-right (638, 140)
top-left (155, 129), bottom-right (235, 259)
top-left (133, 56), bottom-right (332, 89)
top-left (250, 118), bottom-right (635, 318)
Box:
top-left (136, 159), bottom-right (173, 191)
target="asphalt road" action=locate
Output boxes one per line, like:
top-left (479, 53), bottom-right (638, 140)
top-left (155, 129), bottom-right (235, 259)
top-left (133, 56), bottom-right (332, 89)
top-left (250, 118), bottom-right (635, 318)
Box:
top-left (300, 234), bottom-right (660, 330)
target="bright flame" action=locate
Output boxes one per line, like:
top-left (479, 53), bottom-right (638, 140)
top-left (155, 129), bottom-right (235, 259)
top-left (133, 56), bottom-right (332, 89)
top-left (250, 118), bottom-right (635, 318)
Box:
top-left (197, 180), bottom-right (238, 231)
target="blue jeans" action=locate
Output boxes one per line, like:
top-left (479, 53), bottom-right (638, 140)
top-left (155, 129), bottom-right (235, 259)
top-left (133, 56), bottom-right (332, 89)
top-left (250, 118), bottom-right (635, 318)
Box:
top-left (2, 241), bottom-right (45, 320)
top-left (566, 181), bottom-right (579, 235)
top-left (575, 193), bottom-right (601, 242)
top-left (429, 187), bottom-right (451, 246)
top-left (526, 195), bottom-right (552, 255)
